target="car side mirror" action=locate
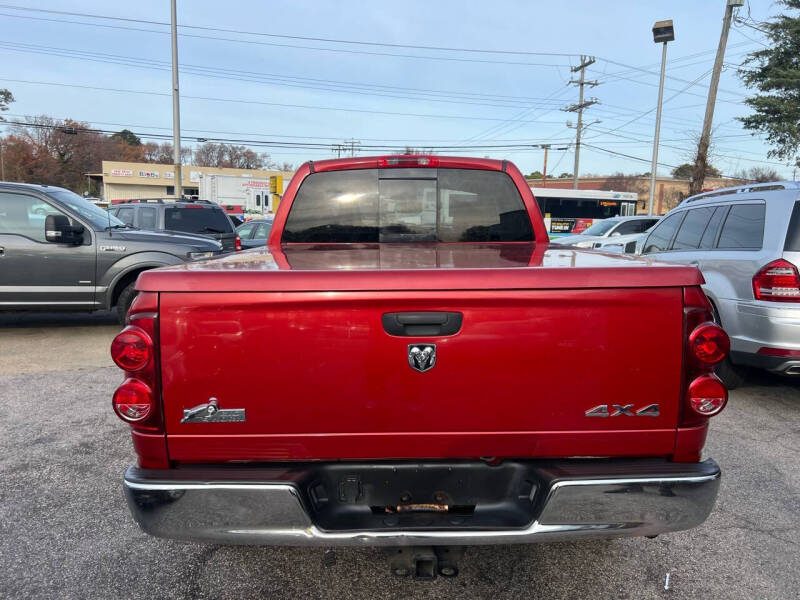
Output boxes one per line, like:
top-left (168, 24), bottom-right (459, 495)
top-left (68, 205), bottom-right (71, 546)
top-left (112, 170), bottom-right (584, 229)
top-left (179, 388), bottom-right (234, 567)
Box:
top-left (45, 214), bottom-right (84, 244)
top-left (610, 231), bottom-right (621, 237)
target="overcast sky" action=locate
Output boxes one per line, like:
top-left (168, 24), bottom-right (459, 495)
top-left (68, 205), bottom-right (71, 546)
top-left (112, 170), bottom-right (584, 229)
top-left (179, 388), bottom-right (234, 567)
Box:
top-left (0, 0), bottom-right (790, 178)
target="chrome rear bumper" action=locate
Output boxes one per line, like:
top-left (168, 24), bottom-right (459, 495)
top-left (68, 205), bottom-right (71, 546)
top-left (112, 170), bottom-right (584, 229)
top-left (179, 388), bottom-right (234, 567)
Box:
top-left (123, 459), bottom-right (720, 546)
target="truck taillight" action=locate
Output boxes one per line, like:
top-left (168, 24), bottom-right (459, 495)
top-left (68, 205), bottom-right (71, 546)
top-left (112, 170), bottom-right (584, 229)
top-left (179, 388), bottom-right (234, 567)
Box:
top-left (110, 326), bottom-right (152, 371)
top-left (113, 378), bottom-right (153, 422)
top-left (752, 259), bottom-right (800, 302)
top-left (110, 292), bottom-right (162, 432)
top-left (111, 291), bottom-right (167, 468)
top-left (235, 235), bottom-right (242, 251)
top-left (680, 287), bottom-right (729, 432)
top-left (689, 322), bottom-right (729, 366)
top-left (687, 375), bottom-right (727, 417)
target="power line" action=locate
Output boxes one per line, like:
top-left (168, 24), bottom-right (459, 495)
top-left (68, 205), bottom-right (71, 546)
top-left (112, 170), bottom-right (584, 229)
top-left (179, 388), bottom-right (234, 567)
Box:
top-left (0, 78), bottom-right (571, 124)
top-left (0, 40), bottom-right (572, 110)
top-left (0, 10), bottom-right (572, 69)
top-left (0, 4), bottom-right (580, 57)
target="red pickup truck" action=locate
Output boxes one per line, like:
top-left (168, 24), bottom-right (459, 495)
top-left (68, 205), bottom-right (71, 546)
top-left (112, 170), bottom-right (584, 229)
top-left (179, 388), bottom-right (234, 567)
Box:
top-left (112, 156), bottom-right (729, 578)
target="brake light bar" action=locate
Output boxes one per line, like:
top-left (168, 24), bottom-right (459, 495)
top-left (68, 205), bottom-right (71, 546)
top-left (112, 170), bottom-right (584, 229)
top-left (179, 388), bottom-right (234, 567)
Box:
top-left (752, 259), bottom-right (800, 302)
top-left (378, 155), bottom-right (439, 168)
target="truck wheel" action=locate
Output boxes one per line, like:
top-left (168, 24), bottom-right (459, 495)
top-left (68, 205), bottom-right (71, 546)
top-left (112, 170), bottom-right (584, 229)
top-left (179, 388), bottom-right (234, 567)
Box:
top-left (116, 282), bottom-right (138, 325)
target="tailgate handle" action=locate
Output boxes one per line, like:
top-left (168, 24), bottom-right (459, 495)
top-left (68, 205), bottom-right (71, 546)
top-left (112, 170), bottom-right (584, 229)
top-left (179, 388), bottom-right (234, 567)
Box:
top-left (382, 312), bottom-right (463, 337)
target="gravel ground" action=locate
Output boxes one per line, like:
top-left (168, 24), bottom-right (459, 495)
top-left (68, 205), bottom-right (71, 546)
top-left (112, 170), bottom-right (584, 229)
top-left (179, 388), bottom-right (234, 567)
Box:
top-left (0, 314), bottom-right (798, 599)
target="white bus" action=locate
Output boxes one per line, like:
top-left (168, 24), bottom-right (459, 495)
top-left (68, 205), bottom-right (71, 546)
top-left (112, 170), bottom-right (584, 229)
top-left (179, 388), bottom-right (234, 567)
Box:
top-left (530, 187), bottom-right (639, 237)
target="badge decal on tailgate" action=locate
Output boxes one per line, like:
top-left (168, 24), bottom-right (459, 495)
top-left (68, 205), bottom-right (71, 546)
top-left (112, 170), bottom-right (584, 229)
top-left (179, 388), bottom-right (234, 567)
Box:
top-left (585, 404), bottom-right (660, 417)
top-left (181, 398), bottom-right (246, 424)
top-left (408, 344), bottom-right (437, 373)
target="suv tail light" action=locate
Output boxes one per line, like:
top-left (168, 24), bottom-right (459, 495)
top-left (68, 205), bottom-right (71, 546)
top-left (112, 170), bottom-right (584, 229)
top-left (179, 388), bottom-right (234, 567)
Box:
top-left (235, 235), bottom-right (242, 251)
top-left (110, 291), bottom-right (168, 468)
top-left (752, 259), bottom-right (800, 302)
top-left (680, 287), bottom-right (729, 433)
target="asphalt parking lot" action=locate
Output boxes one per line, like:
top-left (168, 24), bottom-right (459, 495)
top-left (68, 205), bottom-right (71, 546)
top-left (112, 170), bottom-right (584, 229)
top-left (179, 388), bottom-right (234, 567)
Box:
top-left (1, 313), bottom-right (798, 599)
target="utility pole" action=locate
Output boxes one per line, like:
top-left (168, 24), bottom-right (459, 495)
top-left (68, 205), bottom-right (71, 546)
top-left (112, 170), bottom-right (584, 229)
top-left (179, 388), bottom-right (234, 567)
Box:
top-left (564, 56), bottom-right (599, 190)
top-left (540, 144), bottom-right (550, 186)
top-left (689, 0), bottom-right (743, 195)
top-left (170, 0), bottom-right (183, 199)
top-left (0, 139), bottom-right (5, 181)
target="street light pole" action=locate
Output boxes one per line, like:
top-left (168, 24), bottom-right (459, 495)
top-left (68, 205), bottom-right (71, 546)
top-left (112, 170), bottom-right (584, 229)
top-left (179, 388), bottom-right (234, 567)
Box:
top-left (170, 0), bottom-right (183, 199)
top-left (648, 20), bottom-right (675, 216)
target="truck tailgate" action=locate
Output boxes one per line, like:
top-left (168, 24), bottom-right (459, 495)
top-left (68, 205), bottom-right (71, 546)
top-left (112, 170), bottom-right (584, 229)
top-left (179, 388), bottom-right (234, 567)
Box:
top-left (159, 287), bottom-right (684, 462)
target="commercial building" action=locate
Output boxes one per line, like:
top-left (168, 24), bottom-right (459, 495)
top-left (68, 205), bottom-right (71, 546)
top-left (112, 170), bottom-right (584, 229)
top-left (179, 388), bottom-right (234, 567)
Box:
top-left (89, 161), bottom-right (293, 205)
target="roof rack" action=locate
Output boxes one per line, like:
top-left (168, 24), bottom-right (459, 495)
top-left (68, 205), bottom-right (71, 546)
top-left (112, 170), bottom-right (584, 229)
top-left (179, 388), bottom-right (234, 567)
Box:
top-left (117, 198), bottom-right (211, 205)
top-left (683, 181), bottom-right (800, 203)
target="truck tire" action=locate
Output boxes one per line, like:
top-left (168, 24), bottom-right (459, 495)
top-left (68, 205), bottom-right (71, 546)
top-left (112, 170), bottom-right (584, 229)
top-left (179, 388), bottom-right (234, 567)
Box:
top-left (715, 357), bottom-right (746, 390)
top-left (116, 282), bottom-right (138, 325)
top-left (710, 303), bottom-right (746, 390)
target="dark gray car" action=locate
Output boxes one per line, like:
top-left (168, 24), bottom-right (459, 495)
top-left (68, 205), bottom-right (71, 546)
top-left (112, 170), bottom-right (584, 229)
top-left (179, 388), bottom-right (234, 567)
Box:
top-left (0, 183), bottom-right (223, 322)
top-left (109, 199), bottom-right (238, 252)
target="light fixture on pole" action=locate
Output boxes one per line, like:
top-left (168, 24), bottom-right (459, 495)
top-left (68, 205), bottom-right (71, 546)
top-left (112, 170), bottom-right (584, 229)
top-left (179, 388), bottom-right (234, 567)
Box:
top-left (647, 19), bottom-right (674, 216)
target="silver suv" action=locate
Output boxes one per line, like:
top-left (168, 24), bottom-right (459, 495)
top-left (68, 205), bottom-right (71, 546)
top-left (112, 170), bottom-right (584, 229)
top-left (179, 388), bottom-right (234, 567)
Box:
top-left (640, 182), bottom-right (800, 387)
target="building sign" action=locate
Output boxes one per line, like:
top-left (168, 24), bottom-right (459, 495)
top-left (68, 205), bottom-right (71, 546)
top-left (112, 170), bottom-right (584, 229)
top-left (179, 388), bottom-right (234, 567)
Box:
top-left (242, 180), bottom-right (270, 189)
top-left (138, 170), bottom-right (160, 178)
top-left (110, 169), bottom-right (133, 177)
top-left (163, 171), bottom-right (174, 179)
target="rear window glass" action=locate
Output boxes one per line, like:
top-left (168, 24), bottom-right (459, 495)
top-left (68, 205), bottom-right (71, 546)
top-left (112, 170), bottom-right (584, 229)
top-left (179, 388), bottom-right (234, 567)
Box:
top-left (164, 206), bottom-right (233, 234)
top-left (785, 201), bottom-right (800, 251)
top-left (282, 168), bottom-right (532, 243)
top-left (642, 211), bottom-right (684, 253)
top-left (717, 203), bottom-right (765, 249)
top-left (673, 207), bottom-right (715, 250)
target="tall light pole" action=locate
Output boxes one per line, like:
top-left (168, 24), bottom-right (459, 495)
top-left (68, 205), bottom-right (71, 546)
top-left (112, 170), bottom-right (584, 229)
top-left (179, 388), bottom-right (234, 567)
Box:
top-left (647, 20), bottom-right (674, 216)
top-left (170, 0), bottom-right (183, 199)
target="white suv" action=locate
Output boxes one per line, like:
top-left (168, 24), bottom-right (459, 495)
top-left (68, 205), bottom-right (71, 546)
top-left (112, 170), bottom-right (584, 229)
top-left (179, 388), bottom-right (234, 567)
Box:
top-left (639, 182), bottom-right (800, 387)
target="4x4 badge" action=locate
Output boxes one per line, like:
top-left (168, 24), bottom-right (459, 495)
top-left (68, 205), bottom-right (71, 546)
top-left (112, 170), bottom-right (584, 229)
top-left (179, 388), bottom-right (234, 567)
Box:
top-left (408, 344), bottom-right (436, 373)
top-left (585, 403), bottom-right (660, 417)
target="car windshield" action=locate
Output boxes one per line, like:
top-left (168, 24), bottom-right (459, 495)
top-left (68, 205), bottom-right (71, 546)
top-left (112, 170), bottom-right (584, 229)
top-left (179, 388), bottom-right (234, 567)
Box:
top-left (581, 219), bottom-right (619, 236)
top-left (48, 190), bottom-right (125, 229)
